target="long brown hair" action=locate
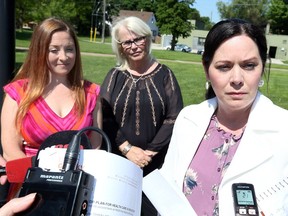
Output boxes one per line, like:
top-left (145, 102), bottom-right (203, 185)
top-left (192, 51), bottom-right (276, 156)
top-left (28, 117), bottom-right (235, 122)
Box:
top-left (13, 17), bottom-right (85, 129)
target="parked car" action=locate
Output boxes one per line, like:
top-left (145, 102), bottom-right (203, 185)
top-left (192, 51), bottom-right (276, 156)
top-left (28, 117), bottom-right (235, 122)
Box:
top-left (197, 49), bottom-right (204, 55)
top-left (166, 44), bottom-right (192, 53)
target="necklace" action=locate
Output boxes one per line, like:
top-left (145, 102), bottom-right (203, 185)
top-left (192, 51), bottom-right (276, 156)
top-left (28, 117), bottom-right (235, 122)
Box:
top-left (128, 58), bottom-right (155, 86)
top-left (129, 72), bottom-right (145, 85)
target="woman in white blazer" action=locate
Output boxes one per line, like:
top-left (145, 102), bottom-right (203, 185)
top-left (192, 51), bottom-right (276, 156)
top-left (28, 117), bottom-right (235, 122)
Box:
top-left (158, 19), bottom-right (288, 215)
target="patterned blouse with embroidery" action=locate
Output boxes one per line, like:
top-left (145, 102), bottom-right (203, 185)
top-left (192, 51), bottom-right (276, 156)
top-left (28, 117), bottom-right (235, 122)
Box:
top-left (183, 115), bottom-right (244, 215)
top-left (100, 63), bottom-right (183, 176)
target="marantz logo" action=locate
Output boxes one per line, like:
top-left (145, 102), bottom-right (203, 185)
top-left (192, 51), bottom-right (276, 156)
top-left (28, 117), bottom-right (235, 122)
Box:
top-left (40, 174), bottom-right (64, 181)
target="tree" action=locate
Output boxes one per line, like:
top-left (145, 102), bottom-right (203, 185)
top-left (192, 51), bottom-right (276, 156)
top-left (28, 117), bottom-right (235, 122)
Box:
top-left (108, 0), bottom-right (156, 13)
top-left (32, 0), bottom-right (77, 23)
top-left (72, 0), bottom-right (94, 35)
top-left (216, 0), bottom-right (270, 26)
top-left (15, 0), bottom-right (38, 29)
top-left (189, 8), bottom-right (201, 21)
top-left (267, 0), bottom-right (288, 34)
top-left (199, 17), bottom-right (214, 30)
top-left (15, 0), bottom-right (94, 35)
top-left (106, 0), bottom-right (198, 47)
top-left (155, 0), bottom-right (195, 50)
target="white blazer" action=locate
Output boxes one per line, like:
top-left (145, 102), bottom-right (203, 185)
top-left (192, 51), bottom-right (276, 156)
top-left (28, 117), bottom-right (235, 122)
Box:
top-left (160, 92), bottom-right (288, 215)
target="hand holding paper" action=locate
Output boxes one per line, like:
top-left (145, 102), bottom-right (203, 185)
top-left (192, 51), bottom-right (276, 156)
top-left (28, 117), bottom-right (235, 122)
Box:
top-left (143, 169), bottom-right (196, 216)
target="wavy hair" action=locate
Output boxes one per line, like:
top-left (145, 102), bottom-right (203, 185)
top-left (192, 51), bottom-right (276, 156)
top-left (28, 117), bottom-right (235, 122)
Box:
top-left (13, 17), bottom-right (85, 129)
top-left (111, 16), bottom-right (152, 71)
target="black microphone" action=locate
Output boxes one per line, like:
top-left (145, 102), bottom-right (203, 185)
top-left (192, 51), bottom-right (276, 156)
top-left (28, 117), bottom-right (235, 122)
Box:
top-left (62, 134), bottom-right (81, 171)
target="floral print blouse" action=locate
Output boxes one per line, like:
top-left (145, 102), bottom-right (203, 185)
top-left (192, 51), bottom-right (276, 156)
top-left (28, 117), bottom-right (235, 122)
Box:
top-left (183, 115), bottom-right (245, 215)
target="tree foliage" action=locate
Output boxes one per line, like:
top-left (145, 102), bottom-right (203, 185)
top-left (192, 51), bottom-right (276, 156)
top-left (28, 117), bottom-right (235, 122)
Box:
top-left (32, 0), bottom-right (77, 22)
top-left (155, 0), bottom-right (195, 50)
top-left (216, 0), bottom-right (270, 26)
top-left (267, 0), bottom-right (288, 34)
top-left (15, 0), bottom-right (38, 29)
top-left (105, 0), bottom-right (156, 18)
top-left (113, 0), bottom-right (156, 11)
top-left (107, 0), bottom-right (198, 48)
top-left (16, 0), bottom-right (94, 35)
top-left (15, 0), bottom-right (209, 39)
top-left (199, 17), bottom-right (214, 30)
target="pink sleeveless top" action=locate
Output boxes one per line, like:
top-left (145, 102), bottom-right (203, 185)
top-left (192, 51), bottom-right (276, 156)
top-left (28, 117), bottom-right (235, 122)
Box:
top-left (4, 79), bottom-right (100, 156)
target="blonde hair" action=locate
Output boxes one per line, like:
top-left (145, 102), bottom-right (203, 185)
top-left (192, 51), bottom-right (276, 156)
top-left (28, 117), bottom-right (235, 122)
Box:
top-left (111, 16), bottom-right (152, 70)
top-left (13, 17), bottom-right (85, 129)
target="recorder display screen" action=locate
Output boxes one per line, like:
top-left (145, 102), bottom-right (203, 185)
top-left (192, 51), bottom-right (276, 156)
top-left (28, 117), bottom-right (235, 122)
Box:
top-left (236, 189), bottom-right (255, 205)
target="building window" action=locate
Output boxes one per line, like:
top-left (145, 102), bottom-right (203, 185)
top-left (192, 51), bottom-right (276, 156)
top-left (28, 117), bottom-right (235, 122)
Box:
top-left (198, 37), bottom-right (205, 46)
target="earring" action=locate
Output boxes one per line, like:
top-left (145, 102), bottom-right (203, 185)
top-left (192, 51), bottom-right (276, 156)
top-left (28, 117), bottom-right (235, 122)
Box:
top-left (205, 81), bottom-right (210, 90)
top-left (258, 79), bottom-right (264, 87)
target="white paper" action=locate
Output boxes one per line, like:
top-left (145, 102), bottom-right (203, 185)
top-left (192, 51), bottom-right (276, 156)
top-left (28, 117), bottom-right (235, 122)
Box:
top-left (38, 148), bottom-right (143, 216)
top-left (256, 177), bottom-right (288, 216)
top-left (143, 169), bottom-right (196, 216)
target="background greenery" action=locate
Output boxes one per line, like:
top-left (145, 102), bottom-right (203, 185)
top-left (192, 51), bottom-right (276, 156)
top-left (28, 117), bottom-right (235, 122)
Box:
top-left (15, 30), bottom-right (288, 109)
top-left (16, 0), bottom-right (288, 36)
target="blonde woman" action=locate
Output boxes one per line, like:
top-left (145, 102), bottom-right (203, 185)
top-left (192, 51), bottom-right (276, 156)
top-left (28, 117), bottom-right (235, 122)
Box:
top-left (100, 16), bottom-right (183, 215)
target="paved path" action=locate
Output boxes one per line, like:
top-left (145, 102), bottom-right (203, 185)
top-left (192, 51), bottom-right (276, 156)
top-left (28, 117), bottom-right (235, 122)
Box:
top-left (270, 58), bottom-right (284, 64)
top-left (16, 46), bottom-right (288, 68)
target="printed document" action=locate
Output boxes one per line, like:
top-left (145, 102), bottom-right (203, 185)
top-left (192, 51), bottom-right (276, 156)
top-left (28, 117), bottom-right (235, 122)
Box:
top-left (38, 148), bottom-right (143, 216)
top-left (143, 169), bottom-right (196, 216)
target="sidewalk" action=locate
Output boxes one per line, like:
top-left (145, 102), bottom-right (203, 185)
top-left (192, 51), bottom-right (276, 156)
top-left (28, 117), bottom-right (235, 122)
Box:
top-left (270, 58), bottom-right (284, 64)
top-left (151, 45), bottom-right (287, 65)
top-left (16, 46), bottom-right (287, 66)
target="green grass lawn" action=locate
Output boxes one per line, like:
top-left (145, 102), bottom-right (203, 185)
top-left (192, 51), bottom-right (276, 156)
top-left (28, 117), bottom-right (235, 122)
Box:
top-left (15, 30), bottom-right (288, 109)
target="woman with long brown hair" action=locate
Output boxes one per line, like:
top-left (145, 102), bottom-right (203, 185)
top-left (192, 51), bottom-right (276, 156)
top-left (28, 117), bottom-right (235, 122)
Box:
top-left (1, 17), bottom-right (102, 162)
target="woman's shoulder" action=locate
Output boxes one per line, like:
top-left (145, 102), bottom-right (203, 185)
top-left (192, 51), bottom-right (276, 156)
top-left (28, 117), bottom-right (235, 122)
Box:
top-left (178, 98), bottom-right (217, 117)
top-left (107, 67), bottom-right (121, 74)
top-left (157, 63), bottom-right (180, 80)
top-left (157, 63), bottom-right (171, 73)
top-left (4, 78), bottom-right (28, 93)
top-left (152, 63), bottom-right (175, 78)
top-left (185, 98), bottom-right (216, 109)
top-left (4, 78), bottom-right (28, 88)
top-left (3, 79), bottom-right (28, 102)
top-left (83, 80), bottom-right (99, 87)
top-left (83, 80), bottom-right (100, 94)
top-left (159, 63), bottom-right (169, 69)
top-left (256, 93), bottom-right (288, 115)
top-left (103, 67), bottom-right (123, 80)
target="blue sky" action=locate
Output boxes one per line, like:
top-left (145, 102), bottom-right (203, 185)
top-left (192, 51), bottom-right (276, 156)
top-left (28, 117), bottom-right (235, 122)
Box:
top-left (193, 0), bottom-right (230, 23)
